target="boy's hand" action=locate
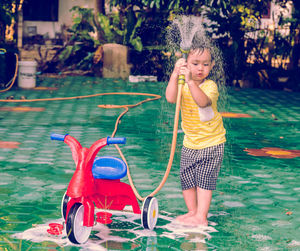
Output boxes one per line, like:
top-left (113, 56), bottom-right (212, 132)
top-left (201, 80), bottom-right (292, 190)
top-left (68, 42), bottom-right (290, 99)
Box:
top-left (175, 58), bottom-right (191, 83)
top-left (174, 58), bottom-right (186, 75)
top-left (172, 58), bottom-right (191, 84)
top-left (179, 65), bottom-right (191, 83)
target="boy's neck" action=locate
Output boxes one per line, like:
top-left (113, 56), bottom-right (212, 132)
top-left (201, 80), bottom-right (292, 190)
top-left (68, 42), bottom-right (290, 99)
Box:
top-left (193, 79), bottom-right (206, 86)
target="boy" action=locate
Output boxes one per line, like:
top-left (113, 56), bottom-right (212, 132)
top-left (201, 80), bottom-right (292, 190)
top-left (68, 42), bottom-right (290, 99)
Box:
top-left (165, 44), bottom-right (226, 226)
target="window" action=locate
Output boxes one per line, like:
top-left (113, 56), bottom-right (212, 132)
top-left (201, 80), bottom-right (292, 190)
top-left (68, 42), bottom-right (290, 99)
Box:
top-left (262, 1), bottom-right (271, 19)
top-left (23, 0), bottom-right (59, 21)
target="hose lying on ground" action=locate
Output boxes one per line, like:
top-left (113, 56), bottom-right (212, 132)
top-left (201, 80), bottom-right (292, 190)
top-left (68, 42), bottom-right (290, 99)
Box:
top-left (0, 90), bottom-right (182, 201)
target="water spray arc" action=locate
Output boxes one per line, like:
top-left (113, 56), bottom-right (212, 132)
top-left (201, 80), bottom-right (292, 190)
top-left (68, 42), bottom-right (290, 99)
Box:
top-left (174, 16), bottom-right (203, 84)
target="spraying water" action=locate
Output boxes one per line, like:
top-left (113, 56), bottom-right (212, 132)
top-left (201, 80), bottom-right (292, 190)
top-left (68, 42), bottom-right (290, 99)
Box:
top-left (172, 16), bottom-right (205, 56)
top-left (167, 15), bottom-right (228, 111)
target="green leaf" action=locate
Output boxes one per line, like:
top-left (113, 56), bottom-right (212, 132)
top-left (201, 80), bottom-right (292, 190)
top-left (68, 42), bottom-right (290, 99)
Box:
top-left (73, 17), bottom-right (81, 24)
top-left (59, 46), bottom-right (73, 61)
top-left (131, 37), bottom-right (143, 52)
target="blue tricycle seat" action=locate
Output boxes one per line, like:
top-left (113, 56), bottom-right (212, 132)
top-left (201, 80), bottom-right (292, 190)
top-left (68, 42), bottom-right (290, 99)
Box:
top-left (92, 156), bottom-right (127, 180)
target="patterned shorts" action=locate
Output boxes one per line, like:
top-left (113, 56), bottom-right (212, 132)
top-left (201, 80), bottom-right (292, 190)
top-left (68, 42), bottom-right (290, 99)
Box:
top-left (180, 143), bottom-right (224, 191)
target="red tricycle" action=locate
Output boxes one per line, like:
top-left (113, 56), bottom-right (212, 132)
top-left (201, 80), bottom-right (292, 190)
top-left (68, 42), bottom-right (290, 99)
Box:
top-left (50, 133), bottom-right (158, 244)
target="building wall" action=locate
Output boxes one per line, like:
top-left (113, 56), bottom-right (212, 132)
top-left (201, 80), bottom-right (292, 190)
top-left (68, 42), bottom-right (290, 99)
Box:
top-left (243, 1), bottom-right (292, 41)
top-left (23, 0), bottom-right (94, 39)
top-left (260, 1), bottom-right (292, 35)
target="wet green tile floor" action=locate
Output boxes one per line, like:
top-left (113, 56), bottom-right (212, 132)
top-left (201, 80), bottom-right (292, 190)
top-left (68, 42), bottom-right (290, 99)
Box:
top-left (0, 76), bottom-right (299, 250)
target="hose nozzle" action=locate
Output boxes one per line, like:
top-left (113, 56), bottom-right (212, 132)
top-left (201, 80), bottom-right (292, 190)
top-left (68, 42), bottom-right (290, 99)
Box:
top-left (178, 47), bottom-right (189, 85)
top-left (178, 74), bottom-right (185, 85)
top-left (180, 48), bottom-right (189, 59)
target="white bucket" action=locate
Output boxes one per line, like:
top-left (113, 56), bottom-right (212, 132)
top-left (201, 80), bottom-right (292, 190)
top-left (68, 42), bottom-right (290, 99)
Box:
top-left (18, 61), bottom-right (37, 89)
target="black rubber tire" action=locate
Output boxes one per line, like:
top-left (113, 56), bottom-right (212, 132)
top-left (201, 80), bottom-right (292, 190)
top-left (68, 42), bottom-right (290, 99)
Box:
top-left (66, 203), bottom-right (92, 244)
top-left (141, 196), bottom-right (158, 230)
top-left (61, 191), bottom-right (69, 220)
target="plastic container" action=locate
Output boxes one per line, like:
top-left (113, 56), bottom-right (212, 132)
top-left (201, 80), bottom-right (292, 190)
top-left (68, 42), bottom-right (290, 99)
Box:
top-left (18, 61), bottom-right (37, 89)
top-left (128, 75), bottom-right (157, 83)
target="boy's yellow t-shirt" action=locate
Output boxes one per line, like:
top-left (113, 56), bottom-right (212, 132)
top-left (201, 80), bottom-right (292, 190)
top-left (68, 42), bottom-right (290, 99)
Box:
top-left (181, 79), bottom-right (226, 149)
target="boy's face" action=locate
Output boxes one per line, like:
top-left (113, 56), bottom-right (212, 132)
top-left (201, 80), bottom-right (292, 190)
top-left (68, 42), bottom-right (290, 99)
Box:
top-left (187, 48), bottom-right (215, 83)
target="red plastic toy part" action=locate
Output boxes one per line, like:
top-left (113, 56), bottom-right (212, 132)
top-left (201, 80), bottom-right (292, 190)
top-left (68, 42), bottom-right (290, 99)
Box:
top-left (47, 223), bottom-right (63, 235)
top-left (64, 135), bottom-right (107, 198)
top-left (96, 212), bottom-right (113, 224)
top-left (50, 133), bottom-right (153, 245)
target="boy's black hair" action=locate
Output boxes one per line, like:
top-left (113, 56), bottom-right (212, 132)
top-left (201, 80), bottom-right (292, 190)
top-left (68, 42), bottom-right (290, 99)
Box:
top-left (188, 47), bottom-right (215, 62)
top-left (190, 32), bottom-right (216, 61)
top-left (189, 31), bottom-right (225, 86)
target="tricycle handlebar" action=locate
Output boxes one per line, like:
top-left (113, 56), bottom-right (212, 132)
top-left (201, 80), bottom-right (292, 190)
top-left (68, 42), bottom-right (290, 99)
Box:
top-left (50, 133), bottom-right (68, 141)
top-left (107, 136), bottom-right (126, 145)
top-left (51, 133), bottom-right (126, 145)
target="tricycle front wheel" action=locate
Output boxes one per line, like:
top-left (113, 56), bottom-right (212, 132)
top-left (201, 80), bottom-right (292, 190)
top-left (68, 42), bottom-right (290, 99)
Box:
top-left (66, 203), bottom-right (92, 244)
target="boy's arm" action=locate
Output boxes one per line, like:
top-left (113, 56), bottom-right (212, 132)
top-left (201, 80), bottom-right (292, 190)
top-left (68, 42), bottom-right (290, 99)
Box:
top-left (166, 58), bottom-right (186, 103)
top-left (187, 80), bottom-right (212, 108)
top-left (165, 71), bottom-right (179, 103)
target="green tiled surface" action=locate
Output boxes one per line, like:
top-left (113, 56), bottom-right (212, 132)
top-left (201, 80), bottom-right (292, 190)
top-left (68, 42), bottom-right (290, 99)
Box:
top-left (0, 76), bottom-right (299, 250)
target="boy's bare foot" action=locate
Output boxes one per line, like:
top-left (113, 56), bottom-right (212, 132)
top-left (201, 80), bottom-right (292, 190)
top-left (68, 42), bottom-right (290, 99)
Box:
top-left (175, 211), bottom-right (196, 222)
top-left (180, 215), bottom-right (208, 227)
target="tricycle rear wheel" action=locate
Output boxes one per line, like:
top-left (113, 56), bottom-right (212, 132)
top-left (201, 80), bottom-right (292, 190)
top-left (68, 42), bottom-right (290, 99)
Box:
top-left (141, 196), bottom-right (158, 230)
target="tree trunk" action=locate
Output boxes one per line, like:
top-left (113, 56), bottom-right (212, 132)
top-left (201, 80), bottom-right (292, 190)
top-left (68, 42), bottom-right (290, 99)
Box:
top-left (288, 1), bottom-right (300, 70)
top-left (94, 0), bottom-right (105, 41)
top-left (95, 0), bottom-right (105, 16)
top-left (289, 29), bottom-right (299, 70)
top-left (0, 22), bottom-right (5, 43)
